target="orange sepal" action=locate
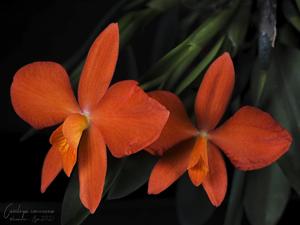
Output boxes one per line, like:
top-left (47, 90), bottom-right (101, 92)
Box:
top-left (148, 138), bottom-right (195, 195)
top-left (41, 146), bottom-right (62, 193)
top-left (11, 62), bottom-right (80, 129)
top-left (91, 80), bottom-right (169, 158)
top-left (209, 106), bottom-right (292, 170)
top-left (195, 53), bottom-right (234, 131)
top-left (78, 23), bottom-right (119, 111)
top-left (146, 91), bottom-right (198, 156)
top-left (203, 142), bottom-right (227, 206)
top-left (78, 125), bottom-right (107, 214)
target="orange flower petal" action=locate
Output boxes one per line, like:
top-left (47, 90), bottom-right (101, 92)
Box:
top-left (209, 106), bottom-right (292, 170)
top-left (91, 80), bottom-right (169, 158)
top-left (11, 62), bottom-right (80, 129)
top-left (78, 23), bottom-right (119, 111)
top-left (78, 125), bottom-right (107, 214)
top-left (41, 146), bottom-right (62, 193)
top-left (195, 53), bottom-right (234, 131)
top-left (146, 91), bottom-right (198, 156)
top-left (187, 136), bottom-right (209, 186)
top-left (148, 138), bottom-right (195, 195)
top-left (203, 142), bottom-right (227, 207)
top-left (50, 114), bottom-right (88, 177)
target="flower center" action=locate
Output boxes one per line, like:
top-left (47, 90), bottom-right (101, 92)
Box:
top-left (199, 130), bottom-right (208, 138)
top-left (82, 110), bottom-right (91, 125)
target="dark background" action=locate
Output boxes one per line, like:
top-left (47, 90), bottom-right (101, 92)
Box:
top-left (0, 1), bottom-right (299, 225)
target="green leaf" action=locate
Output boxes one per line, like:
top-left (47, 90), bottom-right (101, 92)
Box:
top-left (179, 12), bottom-right (201, 39)
top-left (142, 0), bottom-right (238, 90)
top-left (107, 151), bottom-right (156, 200)
top-left (295, 0), bottom-right (300, 11)
top-left (61, 168), bottom-right (89, 225)
top-left (119, 0), bottom-right (180, 48)
top-left (282, 0), bottom-right (300, 33)
top-left (147, 0), bottom-right (180, 12)
top-left (61, 154), bottom-right (124, 225)
top-left (164, 0), bottom-right (239, 90)
top-left (262, 45), bottom-right (300, 195)
top-left (104, 153), bottom-right (127, 192)
top-left (226, 0), bottom-right (252, 56)
top-left (175, 36), bottom-right (224, 95)
top-left (244, 164), bottom-right (290, 225)
top-left (163, 46), bottom-right (201, 89)
top-left (223, 170), bottom-right (245, 225)
top-left (141, 38), bottom-right (191, 83)
top-left (176, 174), bottom-right (215, 225)
top-left (119, 8), bottom-right (161, 48)
top-left (274, 98), bottom-right (300, 195)
top-left (140, 76), bottom-right (166, 91)
top-left (277, 24), bottom-right (300, 48)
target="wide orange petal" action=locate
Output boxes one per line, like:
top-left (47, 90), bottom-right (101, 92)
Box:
top-left (148, 138), bottom-right (195, 195)
top-left (78, 125), bottom-right (107, 213)
top-left (41, 146), bottom-right (62, 193)
top-left (91, 80), bottom-right (169, 158)
top-left (188, 136), bottom-right (209, 186)
top-left (50, 114), bottom-right (88, 177)
top-left (11, 62), bottom-right (80, 129)
top-left (195, 53), bottom-right (234, 131)
top-left (203, 142), bottom-right (227, 206)
top-left (209, 106), bottom-right (292, 170)
top-left (146, 91), bottom-right (198, 156)
top-left (78, 23), bottom-right (119, 111)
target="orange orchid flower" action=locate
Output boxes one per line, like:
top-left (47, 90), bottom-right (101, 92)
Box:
top-left (10, 23), bottom-right (169, 213)
top-left (146, 53), bottom-right (292, 206)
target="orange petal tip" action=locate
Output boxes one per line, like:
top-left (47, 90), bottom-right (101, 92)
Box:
top-left (221, 51), bottom-right (231, 59)
top-left (195, 52), bottom-right (235, 131)
top-left (210, 106), bottom-right (292, 170)
top-left (78, 22), bottom-right (119, 110)
top-left (40, 186), bottom-right (45, 194)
